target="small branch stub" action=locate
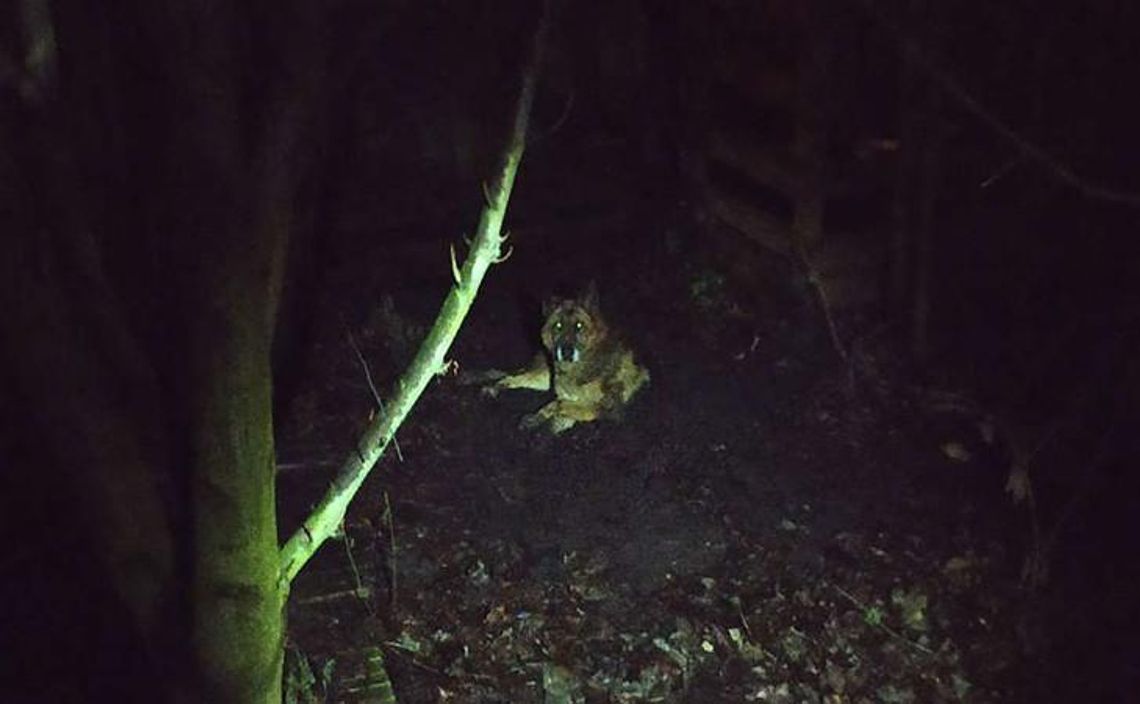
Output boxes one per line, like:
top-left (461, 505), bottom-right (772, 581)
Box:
top-left (450, 243), bottom-right (463, 287)
top-left (495, 232), bottom-right (514, 264)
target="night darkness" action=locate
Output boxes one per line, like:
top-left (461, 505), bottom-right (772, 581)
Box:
top-left (2, 1), bottom-right (1138, 702)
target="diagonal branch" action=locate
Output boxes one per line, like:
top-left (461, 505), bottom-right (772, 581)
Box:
top-left (278, 1), bottom-right (551, 586)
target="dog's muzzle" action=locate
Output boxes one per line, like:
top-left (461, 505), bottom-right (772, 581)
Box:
top-left (553, 343), bottom-right (580, 363)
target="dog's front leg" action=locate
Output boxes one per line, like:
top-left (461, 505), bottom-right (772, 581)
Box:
top-left (482, 353), bottom-right (550, 397)
top-left (519, 399), bottom-right (601, 434)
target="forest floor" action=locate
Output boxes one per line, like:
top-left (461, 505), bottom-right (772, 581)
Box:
top-left (276, 148), bottom-right (1040, 703)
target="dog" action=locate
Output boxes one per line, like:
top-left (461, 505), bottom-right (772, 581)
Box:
top-left (466, 284), bottom-right (649, 434)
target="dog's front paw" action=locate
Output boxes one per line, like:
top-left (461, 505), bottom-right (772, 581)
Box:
top-left (518, 411), bottom-right (545, 430)
top-left (547, 416), bottom-right (577, 434)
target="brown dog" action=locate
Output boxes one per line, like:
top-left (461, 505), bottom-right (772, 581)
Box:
top-left (469, 285), bottom-right (649, 434)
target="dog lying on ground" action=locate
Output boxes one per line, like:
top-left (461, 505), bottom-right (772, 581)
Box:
top-left (464, 284), bottom-right (649, 434)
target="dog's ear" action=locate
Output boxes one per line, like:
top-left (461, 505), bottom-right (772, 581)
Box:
top-left (582, 280), bottom-right (600, 312)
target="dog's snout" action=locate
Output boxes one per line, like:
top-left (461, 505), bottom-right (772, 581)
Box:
top-left (554, 343), bottom-right (580, 363)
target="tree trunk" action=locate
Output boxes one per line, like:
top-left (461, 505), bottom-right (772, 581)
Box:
top-left (160, 0), bottom-right (317, 696)
top-left (2, 1), bottom-right (320, 699)
top-left (184, 218), bottom-right (287, 703)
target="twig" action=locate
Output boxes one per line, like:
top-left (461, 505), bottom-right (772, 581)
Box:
top-left (735, 597), bottom-right (753, 641)
top-left (979, 155), bottom-right (1024, 189)
top-left (791, 242), bottom-right (853, 391)
top-left (831, 584), bottom-right (935, 656)
top-left (342, 318), bottom-right (404, 463)
top-left (382, 491), bottom-right (397, 607)
top-left (807, 265), bottom-right (850, 366)
top-left (341, 524), bottom-right (375, 616)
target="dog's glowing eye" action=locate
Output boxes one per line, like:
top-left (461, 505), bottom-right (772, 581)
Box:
top-left (574, 321), bottom-right (584, 331)
top-left (554, 322), bottom-right (562, 331)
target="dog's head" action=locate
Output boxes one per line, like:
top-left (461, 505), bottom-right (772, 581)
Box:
top-left (540, 283), bottom-right (607, 365)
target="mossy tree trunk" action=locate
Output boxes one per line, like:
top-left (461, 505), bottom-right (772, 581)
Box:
top-left (1, 1), bottom-right (321, 700)
top-left (182, 211), bottom-right (288, 703)
top-left (161, 0), bottom-right (320, 696)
